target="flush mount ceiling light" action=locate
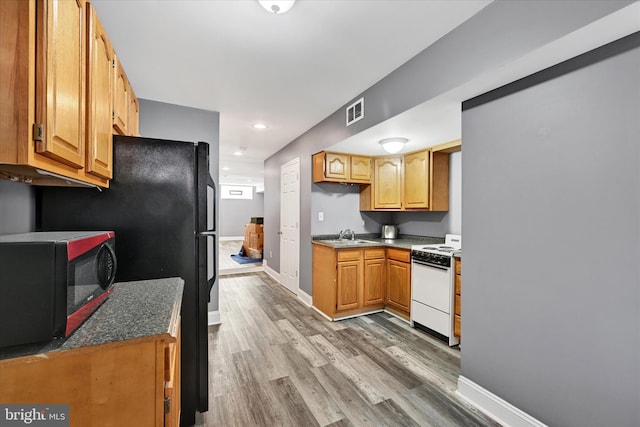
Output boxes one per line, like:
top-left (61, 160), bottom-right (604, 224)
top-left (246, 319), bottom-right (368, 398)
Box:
top-left (233, 147), bottom-right (247, 156)
top-left (253, 123), bottom-right (268, 130)
top-left (258, 0), bottom-right (295, 14)
top-left (379, 138), bottom-right (408, 154)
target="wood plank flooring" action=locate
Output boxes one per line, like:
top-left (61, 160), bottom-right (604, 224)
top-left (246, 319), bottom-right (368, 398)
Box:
top-left (200, 272), bottom-right (500, 427)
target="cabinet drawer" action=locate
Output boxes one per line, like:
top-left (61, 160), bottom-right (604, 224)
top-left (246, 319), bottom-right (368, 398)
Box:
top-left (455, 274), bottom-right (461, 295)
top-left (364, 248), bottom-right (385, 259)
top-left (455, 258), bottom-right (461, 274)
top-left (386, 248), bottom-right (410, 263)
top-left (337, 249), bottom-right (362, 262)
top-left (454, 314), bottom-right (461, 338)
top-left (454, 294), bottom-right (461, 315)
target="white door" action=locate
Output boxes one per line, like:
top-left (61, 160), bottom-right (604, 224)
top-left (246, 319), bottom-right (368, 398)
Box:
top-left (280, 157), bottom-right (300, 295)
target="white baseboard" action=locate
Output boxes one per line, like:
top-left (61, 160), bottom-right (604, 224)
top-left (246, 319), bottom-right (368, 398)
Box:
top-left (219, 236), bottom-right (244, 241)
top-left (208, 310), bottom-right (221, 326)
top-left (312, 306), bottom-right (334, 321)
top-left (457, 376), bottom-right (548, 427)
top-left (297, 289), bottom-right (312, 307)
top-left (263, 263), bottom-right (281, 283)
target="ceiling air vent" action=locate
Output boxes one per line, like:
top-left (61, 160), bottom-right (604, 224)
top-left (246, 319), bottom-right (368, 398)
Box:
top-left (346, 97), bottom-right (364, 126)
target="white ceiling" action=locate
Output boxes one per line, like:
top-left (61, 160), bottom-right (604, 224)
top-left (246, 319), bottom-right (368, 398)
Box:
top-left (91, 0), bottom-right (640, 189)
top-left (91, 0), bottom-right (493, 188)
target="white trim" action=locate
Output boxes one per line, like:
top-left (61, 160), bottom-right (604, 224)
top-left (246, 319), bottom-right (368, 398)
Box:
top-left (297, 289), bottom-right (312, 307)
top-left (384, 309), bottom-right (411, 324)
top-left (219, 236), bottom-right (244, 241)
top-left (208, 311), bottom-right (221, 326)
top-left (457, 376), bottom-right (548, 427)
top-left (312, 306), bottom-right (334, 322)
top-left (264, 261), bottom-right (282, 283)
top-left (334, 309), bottom-right (384, 321)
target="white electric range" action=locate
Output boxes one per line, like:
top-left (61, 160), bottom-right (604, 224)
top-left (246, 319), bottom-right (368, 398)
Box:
top-left (410, 234), bottom-right (461, 346)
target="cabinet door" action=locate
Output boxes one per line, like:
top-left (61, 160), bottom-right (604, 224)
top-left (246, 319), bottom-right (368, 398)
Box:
top-left (404, 150), bottom-right (429, 208)
top-left (374, 157), bottom-right (402, 209)
top-left (325, 153), bottom-right (349, 180)
top-left (113, 56), bottom-right (129, 135)
top-left (363, 258), bottom-right (385, 306)
top-left (128, 88), bottom-right (140, 136)
top-left (85, 3), bottom-right (113, 179)
top-left (350, 155), bottom-right (371, 183)
top-left (35, 0), bottom-right (86, 169)
top-left (337, 260), bottom-right (361, 311)
top-left (387, 259), bottom-right (411, 313)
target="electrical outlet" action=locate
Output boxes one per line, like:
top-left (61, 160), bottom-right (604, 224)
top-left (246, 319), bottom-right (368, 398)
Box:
top-left (318, 211), bottom-right (324, 221)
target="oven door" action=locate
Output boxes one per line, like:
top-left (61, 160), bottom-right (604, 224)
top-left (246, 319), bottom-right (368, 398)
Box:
top-left (411, 259), bottom-right (451, 313)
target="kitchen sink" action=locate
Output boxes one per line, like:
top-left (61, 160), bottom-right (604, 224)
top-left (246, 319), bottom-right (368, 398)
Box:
top-left (319, 239), bottom-right (379, 245)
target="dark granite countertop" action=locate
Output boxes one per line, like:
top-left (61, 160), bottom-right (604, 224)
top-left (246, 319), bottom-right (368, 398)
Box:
top-left (0, 277), bottom-right (184, 362)
top-left (312, 233), bottom-right (445, 250)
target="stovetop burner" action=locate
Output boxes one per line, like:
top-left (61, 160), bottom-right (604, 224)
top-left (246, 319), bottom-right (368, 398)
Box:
top-left (412, 234), bottom-right (462, 257)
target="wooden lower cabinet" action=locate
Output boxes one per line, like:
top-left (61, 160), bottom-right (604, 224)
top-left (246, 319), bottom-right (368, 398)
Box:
top-left (454, 257), bottom-right (461, 340)
top-left (386, 248), bottom-right (411, 320)
top-left (313, 243), bottom-right (411, 320)
top-left (337, 258), bottom-right (362, 311)
top-left (363, 249), bottom-right (385, 306)
top-left (313, 244), bottom-right (385, 319)
top-left (0, 321), bottom-right (181, 427)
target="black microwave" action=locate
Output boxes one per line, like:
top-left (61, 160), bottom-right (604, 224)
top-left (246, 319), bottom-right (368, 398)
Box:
top-left (0, 231), bottom-right (117, 349)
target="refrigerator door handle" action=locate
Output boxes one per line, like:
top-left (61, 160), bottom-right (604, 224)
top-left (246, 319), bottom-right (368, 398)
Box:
top-left (197, 233), bottom-right (217, 302)
top-left (207, 174), bottom-right (216, 233)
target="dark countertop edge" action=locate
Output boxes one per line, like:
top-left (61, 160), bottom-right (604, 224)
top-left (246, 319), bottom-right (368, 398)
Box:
top-left (312, 234), bottom-right (445, 250)
top-left (0, 277), bottom-right (184, 363)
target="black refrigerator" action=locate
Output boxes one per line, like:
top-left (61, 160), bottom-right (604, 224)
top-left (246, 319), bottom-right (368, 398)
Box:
top-left (37, 135), bottom-right (215, 426)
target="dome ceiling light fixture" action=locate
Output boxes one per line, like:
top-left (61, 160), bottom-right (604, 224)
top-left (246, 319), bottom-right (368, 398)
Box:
top-left (379, 137), bottom-right (408, 154)
top-left (258, 0), bottom-right (296, 14)
top-left (253, 123), bottom-right (268, 129)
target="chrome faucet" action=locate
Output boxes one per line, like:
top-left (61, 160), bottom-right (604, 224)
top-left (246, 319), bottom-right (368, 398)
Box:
top-left (339, 229), bottom-right (355, 240)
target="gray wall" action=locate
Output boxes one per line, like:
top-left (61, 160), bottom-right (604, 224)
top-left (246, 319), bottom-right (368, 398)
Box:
top-left (311, 183), bottom-right (391, 236)
top-left (462, 34), bottom-right (639, 427)
top-left (264, 1), bottom-right (629, 296)
top-left (0, 181), bottom-right (35, 234)
top-left (219, 188), bottom-right (264, 237)
top-left (138, 99), bottom-right (221, 312)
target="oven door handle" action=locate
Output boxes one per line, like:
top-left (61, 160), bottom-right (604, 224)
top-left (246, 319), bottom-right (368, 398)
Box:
top-left (412, 259), bottom-right (449, 270)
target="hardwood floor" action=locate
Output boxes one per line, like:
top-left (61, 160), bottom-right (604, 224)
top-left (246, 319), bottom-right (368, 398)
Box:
top-left (201, 272), bottom-right (500, 427)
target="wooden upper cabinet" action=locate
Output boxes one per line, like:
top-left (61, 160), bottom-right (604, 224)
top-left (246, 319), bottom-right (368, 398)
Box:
top-left (113, 55), bottom-right (129, 135)
top-left (374, 157), bottom-right (403, 209)
top-left (0, 0), bottom-right (121, 188)
top-left (86, 3), bottom-right (113, 179)
top-left (404, 149), bottom-right (429, 209)
top-left (313, 151), bottom-right (372, 184)
top-left (350, 155), bottom-right (371, 183)
top-left (35, 0), bottom-right (86, 169)
top-left (325, 152), bottom-right (349, 180)
top-left (128, 87), bottom-right (140, 137)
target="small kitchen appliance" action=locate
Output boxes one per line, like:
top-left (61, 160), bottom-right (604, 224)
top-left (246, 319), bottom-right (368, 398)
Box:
top-left (381, 224), bottom-right (398, 239)
top-left (410, 234), bottom-right (461, 346)
top-left (0, 231), bottom-right (117, 349)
